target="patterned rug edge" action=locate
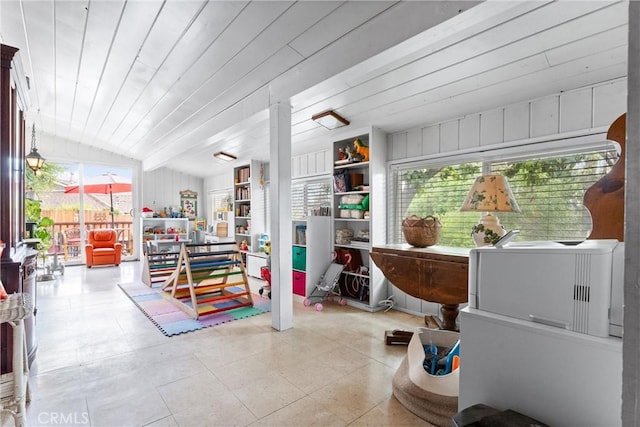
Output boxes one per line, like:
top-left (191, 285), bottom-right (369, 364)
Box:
top-left (117, 282), bottom-right (270, 337)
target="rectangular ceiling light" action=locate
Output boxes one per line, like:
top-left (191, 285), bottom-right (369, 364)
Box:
top-left (213, 151), bottom-right (237, 161)
top-left (312, 110), bottom-right (349, 130)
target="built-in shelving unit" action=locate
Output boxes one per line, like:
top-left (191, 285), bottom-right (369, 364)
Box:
top-left (292, 216), bottom-right (332, 297)
top-left (233, 161), bottom-right (267, 276)
top-left (141, 218), bottom-right (190, 254)
top-left (331, 128), bottom-right (387, 311)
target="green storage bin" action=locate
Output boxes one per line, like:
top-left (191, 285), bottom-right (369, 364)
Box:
top-left (292, 246), bottom-right (307, 271)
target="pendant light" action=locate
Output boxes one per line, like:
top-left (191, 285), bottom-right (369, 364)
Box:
top-left (25, 123), bottom-right (45, 173)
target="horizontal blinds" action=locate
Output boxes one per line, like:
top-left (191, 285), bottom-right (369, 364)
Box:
top-left (392, 148), bottom-right (618, 248)
top-left (393, 163), bottom-right (481, 247)
top-left (291, 178), bottom-right (332, 219)
top-left (491, 149), bottom-right (618, 242)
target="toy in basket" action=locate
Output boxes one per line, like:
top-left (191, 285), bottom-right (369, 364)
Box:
top-left (303, 252), bottom-right (351, 311)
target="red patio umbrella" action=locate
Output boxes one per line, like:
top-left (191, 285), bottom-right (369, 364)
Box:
top-left (64, 173), bottom-right (132, 228)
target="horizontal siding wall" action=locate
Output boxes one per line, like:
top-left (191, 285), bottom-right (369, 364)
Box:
top-left (291, 148), bottom-right (332, 179)
top-left (386, 78), bottom-right (627, 319)
top-left (142, 168), bottom-right (204, 224)
top-left (388, 78), bottom-right (627, 161)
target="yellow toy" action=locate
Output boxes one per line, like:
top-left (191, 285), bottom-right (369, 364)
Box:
top-left (354, 138), bottom-right (369, 162)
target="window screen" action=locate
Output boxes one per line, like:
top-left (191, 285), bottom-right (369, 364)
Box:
top-left (392, 148), bottom-right (618, 248)
top-left (291, 178), bottom-right (332, 219)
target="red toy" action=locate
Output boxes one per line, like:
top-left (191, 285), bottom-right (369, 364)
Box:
top-left (259, 266), bottom-right (271, 299)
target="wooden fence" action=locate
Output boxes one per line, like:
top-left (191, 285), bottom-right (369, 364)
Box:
top-left (41, 210), bottom-right (134, 262)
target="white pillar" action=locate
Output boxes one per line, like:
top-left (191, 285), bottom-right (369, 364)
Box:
top-left (623, 2), bottom-right (640, 424)
top-left (269, 101), bottom-right (293, 331)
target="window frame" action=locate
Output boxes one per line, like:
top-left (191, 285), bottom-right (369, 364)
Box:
top-left (387, 132), bottom-right (619, 247)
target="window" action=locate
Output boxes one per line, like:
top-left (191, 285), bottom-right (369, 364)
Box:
top-left (291, 178), bottom-right (332, 219)
top-left (391, 147), bottom-right (618, 248)
top-left (211, 191), bottom-right (232, 217)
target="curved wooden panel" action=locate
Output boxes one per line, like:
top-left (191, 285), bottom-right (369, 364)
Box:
top-left (583, 113), bottom-right (626, 241)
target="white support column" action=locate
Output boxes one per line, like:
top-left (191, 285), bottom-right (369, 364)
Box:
top-left (269, 101), bottom-right (293, 331)
top-left (623, 2), bottom-right (640, 424)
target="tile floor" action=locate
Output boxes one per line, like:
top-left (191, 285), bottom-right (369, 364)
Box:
top-left (2, 261), bottom-right (435, 426)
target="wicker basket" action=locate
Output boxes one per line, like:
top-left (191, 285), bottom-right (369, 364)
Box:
top-left (336, 228), bottom-right (354, 245)
top-left (402, 215), bottom-right (441, 247)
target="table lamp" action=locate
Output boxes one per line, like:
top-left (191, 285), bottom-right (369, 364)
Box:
top-left (460, 174), bottom-right (520, 246)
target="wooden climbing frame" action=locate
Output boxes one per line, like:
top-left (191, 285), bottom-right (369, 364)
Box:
top-left (162, 242), bottom-right (253, 319)
top-left (141, 250), bottom-right (181, 287)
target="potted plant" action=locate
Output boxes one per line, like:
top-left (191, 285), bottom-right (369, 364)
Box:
top-left (25, 198), bottom-right (56, 279)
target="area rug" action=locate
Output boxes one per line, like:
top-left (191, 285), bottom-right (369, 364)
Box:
top-left (118, 281), bottom-right (271, 336)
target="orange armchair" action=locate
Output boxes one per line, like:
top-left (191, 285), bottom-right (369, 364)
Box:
top-left (85, 229), bottom-right (122, 267)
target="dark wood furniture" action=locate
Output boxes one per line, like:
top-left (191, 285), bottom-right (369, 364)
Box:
top-left (370, 244), bottom-right (470, 331)
top-left (583, 112), bottom-right (625, 242)
top-left (1, 43), bottom-right (38, 374)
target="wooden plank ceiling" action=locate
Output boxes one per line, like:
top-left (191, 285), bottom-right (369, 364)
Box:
top-left (0, 1), bottom-right (628, 177)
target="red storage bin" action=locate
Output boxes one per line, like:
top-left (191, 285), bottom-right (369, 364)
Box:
top-left (293, 271), bottom-right (306, 296)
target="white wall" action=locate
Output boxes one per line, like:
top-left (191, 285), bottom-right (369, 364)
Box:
top-left (291, 148), bottom-right (332, 179)
top-left (388, 78), bottom-right (626, 160)
top-left (142, 168), bottom-right (204, 219)
top-left (386, 77), bottom-right (627, 318)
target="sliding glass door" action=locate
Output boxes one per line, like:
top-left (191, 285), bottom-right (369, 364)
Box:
top-left (28, 162), bottom-right (134, 265)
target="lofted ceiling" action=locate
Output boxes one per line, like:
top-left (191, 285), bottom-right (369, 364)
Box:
top-left (0, 1), bottom-right (629, 178)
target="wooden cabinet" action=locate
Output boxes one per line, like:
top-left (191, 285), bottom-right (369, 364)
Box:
top-left (292, 216), bottom-right (331, 297)
top-left (1, 44), bottom-right (38, 373)
top-left (331, 128), bottom-right (387, 311)
top-left (370, 244), bottom-right (470, 330)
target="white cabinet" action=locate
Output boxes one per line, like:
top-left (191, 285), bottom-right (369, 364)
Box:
top-left (331, 127), bottom-right (387, 311)
top-left (459, 307), bottom-right (622, 426)
top-left (246, 253), bottom-right (268, 278)
top-left (141, 218), bottom-right (190, 254)
top-left (292, 216), bottom-right (332, 297)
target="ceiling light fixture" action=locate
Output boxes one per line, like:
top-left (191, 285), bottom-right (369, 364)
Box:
top-left (312, 110), bottom-right (349, 130)
top-left (25, 123), bottom-right (45, 173)
top-left (213, 151), bottom-right (237, 161)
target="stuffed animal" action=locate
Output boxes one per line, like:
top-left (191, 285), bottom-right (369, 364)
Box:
top-left (345, 146), bottom-right (356, 161)
top-left (354, 138), bottom-right (369, 161)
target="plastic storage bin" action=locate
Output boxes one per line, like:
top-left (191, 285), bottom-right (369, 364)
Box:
top-left (293, 271), bottom-right (306, 296)
top-left (392, 327), bottom-right (460, 426)
top-left (292, 246), bottom-right (307, 271)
